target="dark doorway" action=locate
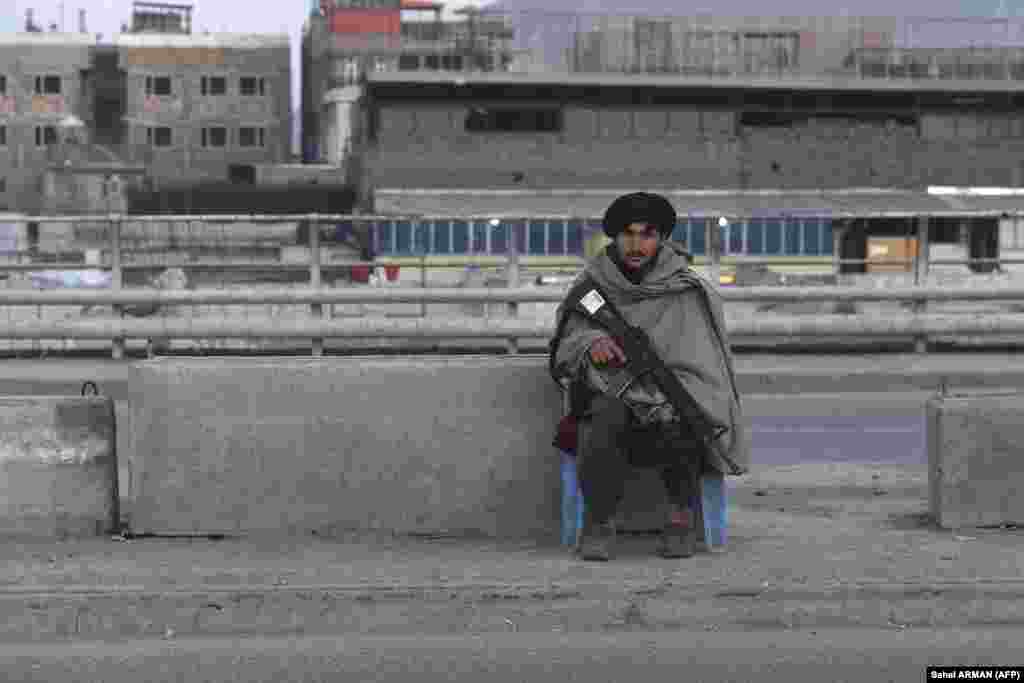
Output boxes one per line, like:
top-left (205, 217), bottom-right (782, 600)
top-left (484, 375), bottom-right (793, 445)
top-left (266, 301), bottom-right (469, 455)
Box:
top-left (228, 164), bottom-right (256, 184)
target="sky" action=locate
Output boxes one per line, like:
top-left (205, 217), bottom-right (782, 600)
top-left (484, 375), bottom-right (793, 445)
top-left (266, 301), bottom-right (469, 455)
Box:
top-left (2, 0), bottom-right (492, 155)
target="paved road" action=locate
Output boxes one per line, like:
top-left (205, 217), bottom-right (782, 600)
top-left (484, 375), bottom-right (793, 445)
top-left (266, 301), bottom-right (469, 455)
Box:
top-left (3, 629), bottom-right (1019, 682)
top-left (745, 392), bottom-right (928, 466)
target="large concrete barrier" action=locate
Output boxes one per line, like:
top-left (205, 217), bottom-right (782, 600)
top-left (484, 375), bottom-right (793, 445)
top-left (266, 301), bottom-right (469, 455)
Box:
top-left (128, 357), bottom-right (680, 538)
top-left (927, 389), bottom-right (1024, 530)
top-left (0, 397), bottom-right (117, 538)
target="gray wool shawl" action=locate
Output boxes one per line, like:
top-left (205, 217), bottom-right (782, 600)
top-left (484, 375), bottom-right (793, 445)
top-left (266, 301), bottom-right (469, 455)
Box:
top-left (552, 242), bottom-right (750, 476)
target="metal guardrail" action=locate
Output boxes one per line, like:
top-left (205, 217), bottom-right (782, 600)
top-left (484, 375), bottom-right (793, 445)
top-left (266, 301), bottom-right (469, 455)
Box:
top-left (0, 285), bottom-right (1023, 305)
top-left (5, 213), bottom-right (1023, 357)
top-left (0, 313), bottom-right (1023, 345)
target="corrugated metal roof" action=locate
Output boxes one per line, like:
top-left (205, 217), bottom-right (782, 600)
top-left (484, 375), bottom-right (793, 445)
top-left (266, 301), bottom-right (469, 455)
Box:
top-left (373, 188), bottom-right (1024, 217)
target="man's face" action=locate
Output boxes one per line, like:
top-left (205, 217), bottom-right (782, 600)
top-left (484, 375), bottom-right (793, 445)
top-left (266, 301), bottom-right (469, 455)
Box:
top-left (616, 222), bottom-right (661, 271)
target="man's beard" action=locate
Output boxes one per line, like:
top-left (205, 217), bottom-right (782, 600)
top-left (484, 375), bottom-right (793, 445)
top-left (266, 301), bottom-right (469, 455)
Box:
top-left (624, 253), bottom-right (652, 269)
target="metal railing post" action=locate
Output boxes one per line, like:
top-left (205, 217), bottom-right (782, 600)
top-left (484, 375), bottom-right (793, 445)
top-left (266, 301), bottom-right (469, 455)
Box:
top-left (110, 214), bottom-right (124, 360)
top-left (310, 218), bottom-right (324, 357)
top-left (419, 221), bottom-right (428, 318)
top-left (914, 215), bottom-right (930, 353)
top-left (707, 218), bottom-right (721, 289)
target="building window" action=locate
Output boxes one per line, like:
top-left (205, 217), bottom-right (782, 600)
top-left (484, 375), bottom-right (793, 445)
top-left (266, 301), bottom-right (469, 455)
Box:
top-left (35, 125), bottom-right (58, 147)
top-left (452, 220), bottom-right (469, 253)
top-left (0, 75), bottom-right (6, 95)
top-left (201, 127), bottom-right (227, 148)
top-left (395, 220), bottom-right (412, 254)
top-left (528, 220), bottom-right (546, 255)
top-left (145, 75), bottom-right (172, 96)
top-left (783, 219), bottom-right (802, 255)
top-left (472, 221), bottom-right (487, 253)
top-left (465, 107), bottom-right (563, 133)
top-left (239, 77), bottom-right (266, 96)
top-left (432, 221), bottom-right (450, 254)
top-left (34, 75), bottom-right (62, 95)
top-left (377, 222), bottom-right (394, 253)
top-left (747, 219), bottom-right (764, 255)
top-left (802, 219), bottom-right (821, 255)
top-left (441, 55), bottom-right (463, 71)
top-left (567, 221), bottom-right (584, 256)
top-left (238, 126), bottom-right (265, 148)
top-left (146, 126), bottom-right (173, 147)
top-left (398, 55), bottom-right (420, 71)
top-left (688, 220), bottom-right (706, 255)
top-left (548, 221), bottom-right (565, 254)
top-left (337, 59), bottom-right (360, 85)
top-left (765, 219), bottom-right (782, 255)
top-left (0, 126), bottom-right (6, 147)
top-left (490, 221), bottom-right (508, 254)
top-left (200, 76), bottom-right (227, 96)
top-left (726, 222), bottom-right (744, 255)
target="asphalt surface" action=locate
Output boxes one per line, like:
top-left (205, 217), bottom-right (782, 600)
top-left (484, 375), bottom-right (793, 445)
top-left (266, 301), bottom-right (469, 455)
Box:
top-left (4, 629), bottom-right (1022, 683)
top-left (0, 352), bottom-right (1019, 682)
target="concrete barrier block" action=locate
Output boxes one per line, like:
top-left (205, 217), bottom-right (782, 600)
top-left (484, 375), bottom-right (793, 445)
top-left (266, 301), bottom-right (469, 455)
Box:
top-left (0, 397), bottom-right (117, 538)
top-left (129, 358), bottom-right (676, 539)
top-left (927, 389), bottom-right (1024, 529)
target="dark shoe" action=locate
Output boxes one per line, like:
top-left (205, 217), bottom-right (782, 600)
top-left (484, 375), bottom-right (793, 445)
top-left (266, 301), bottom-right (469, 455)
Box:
top-left (577, 517), bottom-right (615, 562)
top-left (658, 506), bottom-right (697, 559)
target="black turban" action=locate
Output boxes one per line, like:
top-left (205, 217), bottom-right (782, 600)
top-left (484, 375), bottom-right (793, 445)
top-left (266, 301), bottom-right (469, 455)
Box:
top-left (602, 192), bottom-right (677, 239)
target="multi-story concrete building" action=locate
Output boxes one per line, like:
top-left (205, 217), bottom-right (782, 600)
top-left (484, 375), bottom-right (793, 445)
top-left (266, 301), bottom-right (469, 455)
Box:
top-left (0, 2), bottom-right (291, 213)
top-left (302, 0), bottom-right (517, 164)
top-left (116, 12), bottom-right (291, 186)
top-left (351, 44), bottom-right (1024, 270)
top-left (0, 31), bottom-right (96, 213)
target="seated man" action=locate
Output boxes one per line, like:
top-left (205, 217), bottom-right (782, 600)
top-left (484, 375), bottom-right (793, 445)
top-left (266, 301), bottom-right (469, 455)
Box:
top-left (549, 192), bottom-right (749, 562)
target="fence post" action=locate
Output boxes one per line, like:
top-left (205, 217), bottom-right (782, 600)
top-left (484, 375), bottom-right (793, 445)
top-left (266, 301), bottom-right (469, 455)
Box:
top-left (913, 215), bottom-right (930, 353)
top-left (310, 217), bottom-right (324, 357)
top-left (110, 214), bottom-right (125, 360)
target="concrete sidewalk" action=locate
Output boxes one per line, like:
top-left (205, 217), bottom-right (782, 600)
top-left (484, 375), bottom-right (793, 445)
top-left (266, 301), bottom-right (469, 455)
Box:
top-left (4, 461), bottom-right (1024, 642)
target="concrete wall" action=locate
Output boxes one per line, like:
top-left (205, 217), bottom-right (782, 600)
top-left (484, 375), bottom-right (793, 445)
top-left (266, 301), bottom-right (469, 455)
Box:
top-left (927, 390), bottom-right (1024, 529)
top-left (365, 101), bottom-right (1024, 190)
top-left (128, 357), bottom-right (680, 539)
top-left (0, 396), bottom-right (117, 538)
